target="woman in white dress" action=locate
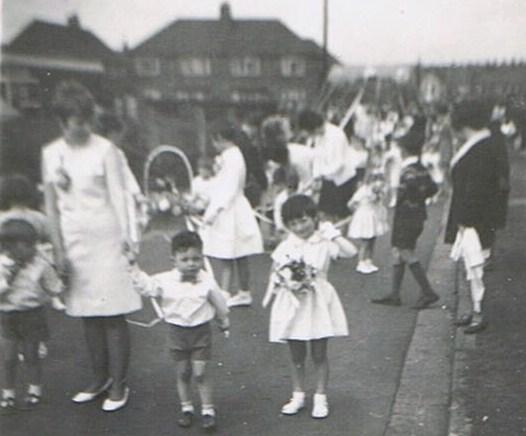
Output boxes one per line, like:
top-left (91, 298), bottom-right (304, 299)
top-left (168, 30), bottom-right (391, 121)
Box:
top-left (42, 82), bottom-right (141, 411)
top-left (201, 122), bottom-right (263, 307)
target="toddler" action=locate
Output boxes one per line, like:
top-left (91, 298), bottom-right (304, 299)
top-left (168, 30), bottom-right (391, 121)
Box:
top-left (132, 230), bottom-right (229, 431)
top-left (0, 219), bottom-right (63, 411)
top-left (347, 172), bottom-right (389, 273)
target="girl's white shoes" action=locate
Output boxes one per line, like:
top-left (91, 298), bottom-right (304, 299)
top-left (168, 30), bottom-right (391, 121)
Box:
top-left (281, 392), bottom-right (329, 419)
top-left (356, 260), bottom-right (379, 274)
top-left (311, 393), bottom-right (329, 419)
top-left (281, 391), bottom-right (305, 415)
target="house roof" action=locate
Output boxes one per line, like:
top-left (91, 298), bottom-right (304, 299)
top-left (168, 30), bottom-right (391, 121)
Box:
top-left (5, 18), bottom-right (115, 60)
top-left (132, 18), bottom-right (338, 62)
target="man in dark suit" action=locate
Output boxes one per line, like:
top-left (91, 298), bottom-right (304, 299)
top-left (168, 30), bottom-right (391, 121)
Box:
top-left (445, 101), bottom-right (499, 334)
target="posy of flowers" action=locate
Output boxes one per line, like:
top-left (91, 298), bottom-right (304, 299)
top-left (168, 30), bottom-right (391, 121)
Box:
top-left (273, 256), bottom-right (317, 296)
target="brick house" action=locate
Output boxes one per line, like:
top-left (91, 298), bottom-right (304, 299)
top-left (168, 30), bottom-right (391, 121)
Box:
top-left (128, 3), bottom-right (337, 114)
top-left (1, 15), bottom-right (121, 110)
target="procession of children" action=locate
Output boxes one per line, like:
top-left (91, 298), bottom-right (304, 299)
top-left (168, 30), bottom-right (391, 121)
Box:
top-left (1, 80), bottom-right (507, 434)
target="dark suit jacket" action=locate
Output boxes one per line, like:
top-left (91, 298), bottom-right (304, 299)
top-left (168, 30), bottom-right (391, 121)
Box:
top-left (445, 135), bottom-right (499, 247)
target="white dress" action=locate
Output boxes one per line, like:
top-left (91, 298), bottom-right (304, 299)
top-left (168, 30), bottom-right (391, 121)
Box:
top-left (348, 185), bottom-right (389, 239)
top-left (201, 146), bottom-right (263, 259)
top-left (287, 143), bottom-right (314, 192)
top-left (268, 232), bottom-right (349, 343)
top-left (42, 134), bottom-right (142, 317)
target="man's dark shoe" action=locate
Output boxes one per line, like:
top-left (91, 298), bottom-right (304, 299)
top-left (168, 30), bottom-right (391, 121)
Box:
top-left (177, 411), bottom-right (194, 428)
top-left (454, 313), bottom-right (473, 327)
top-left (371, 295), bottom-right (401, 306)
top-left (411, 293), bottom-right (439, 310)
top-left (464, 313), bottom-right (488, 334)
top-left (201, 414), bottom-right (216, 432)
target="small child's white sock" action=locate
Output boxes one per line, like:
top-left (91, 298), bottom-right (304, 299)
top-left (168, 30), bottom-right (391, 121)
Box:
top-left (292, 391), bottom-right (305, 401)
top-left (2, 388), bottom-right (15, 399)
top-left (181, 401), bottom-right (194, 413)
top-left (28, 384), bottom-right (42, 396)
top-left (202, 404), bottom-right (215, 416)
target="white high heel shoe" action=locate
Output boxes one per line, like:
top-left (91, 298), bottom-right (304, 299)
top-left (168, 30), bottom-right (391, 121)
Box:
top-left (72, 378), bottom-right (113, 403)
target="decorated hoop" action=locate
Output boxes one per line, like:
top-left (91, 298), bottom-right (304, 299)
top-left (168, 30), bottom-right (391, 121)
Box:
top-left (126, 145), bottom-right (195, 328)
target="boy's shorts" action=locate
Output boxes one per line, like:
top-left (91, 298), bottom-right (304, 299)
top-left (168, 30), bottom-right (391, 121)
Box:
top-left (0, 306), bottom-right (49, 342)
top-left (391, 218), bottom-right (424, 250)
top-left (168, 322), bottom-right (212, 362)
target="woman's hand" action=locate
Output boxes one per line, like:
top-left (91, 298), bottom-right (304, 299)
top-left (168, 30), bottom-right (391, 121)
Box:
top-left (56, 255), bottom-right (72, 286)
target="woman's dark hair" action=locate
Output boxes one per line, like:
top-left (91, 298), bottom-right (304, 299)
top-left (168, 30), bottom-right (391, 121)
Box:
top-left (0, 218), bottom-right (38, 244)
top-left (451, 100), bottom-right (491, 131)
top-left (0, 174), bottom-right (37, 210)
top-left (209, 119), bottom-right (240, 143)
top-left (96, 111), bottom-right (124, 137)
top-left (51, 81), bottom-right (95, 124)
top-left (297, 110), bottom-right (324, 133)
top-left (281, 194), bottom-right (318, 225)
top-left (171, 230), bottom-right (203, 254)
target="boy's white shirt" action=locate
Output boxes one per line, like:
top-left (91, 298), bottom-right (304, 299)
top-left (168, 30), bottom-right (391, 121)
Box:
top-left (132, 267), bottom-right (229, 327)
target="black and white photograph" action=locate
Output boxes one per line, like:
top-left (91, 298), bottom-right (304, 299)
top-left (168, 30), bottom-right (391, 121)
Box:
top-left (1, 1), bottom-right (525, 435)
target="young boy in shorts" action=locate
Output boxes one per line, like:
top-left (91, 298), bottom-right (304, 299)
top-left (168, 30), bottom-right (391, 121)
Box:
top-left (132, 230), bottom-right (229, 431)
top-left (0, 219), bottom-right (63, 411)
top-left (372, 118), bottom-right (440, 309)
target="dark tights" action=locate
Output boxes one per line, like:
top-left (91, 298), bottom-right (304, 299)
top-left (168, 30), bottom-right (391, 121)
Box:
top-left (82, 315), bottom-right (130, 391)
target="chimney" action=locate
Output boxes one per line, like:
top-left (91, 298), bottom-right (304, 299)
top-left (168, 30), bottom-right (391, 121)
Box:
top-left (67, 14), bottom-right (81, 28)
top-left (220, 2), bottom-right (232, 21)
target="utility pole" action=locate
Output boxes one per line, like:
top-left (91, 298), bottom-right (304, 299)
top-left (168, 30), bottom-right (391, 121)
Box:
top-left (321, 0), bottom-right (329, 88)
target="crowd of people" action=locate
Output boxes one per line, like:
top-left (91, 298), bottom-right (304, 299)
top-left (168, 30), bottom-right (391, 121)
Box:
top-left (0, 80), bottom-right (514, 432)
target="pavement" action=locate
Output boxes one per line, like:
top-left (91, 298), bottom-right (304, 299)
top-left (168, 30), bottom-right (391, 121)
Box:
top-left (1, 152), bottom-right (524, 436)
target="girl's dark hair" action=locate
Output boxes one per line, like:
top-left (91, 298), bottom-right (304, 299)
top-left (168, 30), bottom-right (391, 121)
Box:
top-left (171, 230), bottom-right (203, 254)
top-left (281, 194), bottom-right (317, 225)
top-left (297, 110), bottom-right (324, 133)
top-left (51, 81), bottom-right (95, 123)
top-left (0, 174), bottom-right (37, 210)
top-left (261, 116), bottom-right (290, 165)
top-left (0, 218), bottom-right (38, 244)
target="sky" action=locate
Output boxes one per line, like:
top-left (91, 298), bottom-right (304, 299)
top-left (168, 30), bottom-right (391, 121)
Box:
top-left (2, 0), bottom-right (526, 66)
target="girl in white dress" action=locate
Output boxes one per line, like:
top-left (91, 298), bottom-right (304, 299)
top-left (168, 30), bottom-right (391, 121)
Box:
top-left (201, 122), bottom-right (263, 308)
top-left (262, 195), bottom-right (356, 419)
top-left (347, 172), bottom-right (389, 274)
top-left (42, 82), bottom-right (141, 411)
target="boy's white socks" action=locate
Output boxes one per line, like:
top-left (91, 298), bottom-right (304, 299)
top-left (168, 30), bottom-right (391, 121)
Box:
top-left (2, 388), bottom-right (15, 399)
top-left (27, 384), bottom-right (42, 396)
top-left (202, 404), bottom-right (215, 416)
top-left (181, 401), bottom-right (194, 413)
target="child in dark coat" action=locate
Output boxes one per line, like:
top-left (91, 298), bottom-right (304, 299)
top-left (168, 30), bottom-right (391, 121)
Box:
top-left (372, 118), bottom-right (439, 309)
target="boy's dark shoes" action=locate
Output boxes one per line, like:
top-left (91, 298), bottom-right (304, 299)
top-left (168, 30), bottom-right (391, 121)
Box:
top-left (201, 414), bottom-right (217, 432)
top-left (464, 313), bottom-right (488, 334)
top-left (371, 295), bottom-right (401, 306)
top-left (454, 313), bottom-right (473, 327)
top-left (177, 411), bottom-right (194, 428)
top-left (411, 293), bottom-right (439, 310)
top-left (18, 394), bottom-right (41, 410)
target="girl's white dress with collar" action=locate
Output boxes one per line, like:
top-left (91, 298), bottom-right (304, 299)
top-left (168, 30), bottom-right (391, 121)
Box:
top-left (266, 231), bottom-right (349, 343)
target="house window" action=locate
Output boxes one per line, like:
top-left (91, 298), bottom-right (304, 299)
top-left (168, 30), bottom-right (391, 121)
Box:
top-left (281, 56), bottom-right (306, 77)
top-left (280, 88), bottom-right (307, 109)
top-left (231, 57), bottom-right (261, 77)
top-left (135, 58), bottom-right (160, 77)
top-left (179, 58), bottom-right (211, 77)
